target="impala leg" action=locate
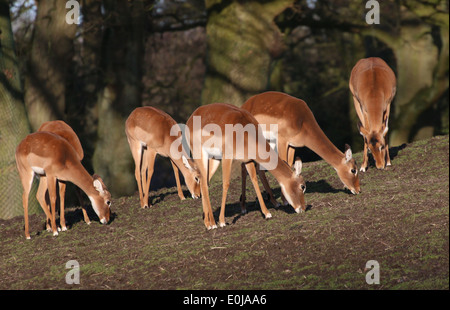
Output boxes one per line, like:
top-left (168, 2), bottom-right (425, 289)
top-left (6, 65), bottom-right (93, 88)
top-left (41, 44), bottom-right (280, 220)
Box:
top-left (46, 176), bottom-right (59, 236)
top-left (20, 171), bottom-right (34, 239)
top-left (143, 149), bottom-right (157, 208)
top-left (245, 162), bottom-right (272, 219)
top-left (200, 174), bottom-right (217, 229)
top-left (199, 155), bottom-right (217, 230)
top-left (36, 177), bottom-right (52, 231)
top-left (74, 187), bottom-right (90, 225)
top-left (279, 140), bottom-right (290, 205)
top-left (360, 139), bottom-right (369, 172)
top-left (257, 165), bottom-right (280, 208)
top-left (240, 163), bottom-right (247, 214)
top-left (385, 142), bottom-right (392, 167)
top-left (219, 158), bottom-right (232, 227)
top-left (171, 160), bottom-right (186, 200)
top-left (58, 180), bottom-right (67, 231)
top-left (129, 138), bottom-right (145, 208)
top-left (384, 104), bottom-right (392, 167)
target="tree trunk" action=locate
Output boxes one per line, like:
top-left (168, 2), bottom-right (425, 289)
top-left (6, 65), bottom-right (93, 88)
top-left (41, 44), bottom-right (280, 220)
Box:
top-left (0, 1), bottom-right (39, 219)
top-left (92, 0), bottom-right (145, 197)
top-left (24, 0), bottom-right (77, 131)
top-left (202, 0), bottom-right (294, 107)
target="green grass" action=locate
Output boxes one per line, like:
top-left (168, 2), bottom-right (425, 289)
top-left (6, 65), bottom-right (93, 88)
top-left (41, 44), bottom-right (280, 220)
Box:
top-left (0, 135), bottom-right (448, 290)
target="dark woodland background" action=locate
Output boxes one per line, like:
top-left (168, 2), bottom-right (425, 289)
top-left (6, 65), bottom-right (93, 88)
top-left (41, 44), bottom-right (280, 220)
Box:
top-left (0, 0), bottom-right (448, 218)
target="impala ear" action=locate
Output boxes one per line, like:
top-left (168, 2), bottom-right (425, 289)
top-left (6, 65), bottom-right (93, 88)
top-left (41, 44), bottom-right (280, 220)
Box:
top-left (382, 125), bottom-right (389, 137)
top-left (344, 144), bottom-right (353, 163)
top-left (93, 179), bottom-right (104, 194)
top-left (357, 121), bottom-right (368, 137)
top-left (182, 155), bottom-right (194, 171)
top-left (294, 157), bottom-right (302, 177)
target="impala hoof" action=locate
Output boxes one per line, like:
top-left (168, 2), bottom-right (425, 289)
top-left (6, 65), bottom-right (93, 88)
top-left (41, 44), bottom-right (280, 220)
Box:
top-left (265, 213), bottom-right (272, 219)
top-left (53, 231), bottom-right (59, 237)
top-left (219, 222), bottom-right (226, 228)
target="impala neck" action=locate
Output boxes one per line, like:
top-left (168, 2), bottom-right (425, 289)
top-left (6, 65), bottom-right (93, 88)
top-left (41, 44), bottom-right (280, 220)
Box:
top-left (173, 156), bottom-right (190, 177)
top-left (265, 157), bottom-right (293, 185)
top-left (65, 162), bottom-right (97, 198)
top-left (303, 121), bottom-right (344, 168)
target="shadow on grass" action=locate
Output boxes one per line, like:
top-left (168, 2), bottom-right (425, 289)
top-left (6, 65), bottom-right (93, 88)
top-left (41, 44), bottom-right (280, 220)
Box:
top-left (363, 143), bottom-right (407, 170)
top-left (62, 204), bottom-right (118, 229)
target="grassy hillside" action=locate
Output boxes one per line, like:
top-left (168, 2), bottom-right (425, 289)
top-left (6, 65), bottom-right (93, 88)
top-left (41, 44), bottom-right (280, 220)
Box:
top-left (0, 135), bottom-right (448, 290)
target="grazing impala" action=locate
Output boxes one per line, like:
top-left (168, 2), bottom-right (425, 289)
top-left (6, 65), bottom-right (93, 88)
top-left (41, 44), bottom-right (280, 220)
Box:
top-left (37, 120), bottom-right (92, 231)
top-left (241, 91), bottom-right (360, 202)
top-left (15, 132), bottom-right (111, 239)
top-left (350, 57), bottom-right (396, 171)
top-left (125, 106), bottom-right (201, 209)
top-left (185, 103), bottom-right (306, 230)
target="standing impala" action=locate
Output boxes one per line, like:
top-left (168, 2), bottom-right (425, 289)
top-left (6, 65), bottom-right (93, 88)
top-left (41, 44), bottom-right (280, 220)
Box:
top-left (15, 132), bottom-right (111, 239)
top-left (350, 57), bottom-right (396, 171)
top-left (125, 106), bottom-right (201, 209)
top-left (185, 103), bottom-right (306, 230)
top-left (241, 91), bottom-right (360, 202)
top-left (37, 120), bottom-right (93, 231)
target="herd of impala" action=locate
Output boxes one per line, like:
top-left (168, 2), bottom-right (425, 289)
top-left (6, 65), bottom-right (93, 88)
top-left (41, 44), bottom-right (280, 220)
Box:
top-left (15, 57), bottom-right (397, 239)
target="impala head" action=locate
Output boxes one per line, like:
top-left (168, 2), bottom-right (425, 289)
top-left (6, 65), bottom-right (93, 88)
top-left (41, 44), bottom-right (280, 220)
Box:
top-left (336, 144), bottom-right (360, 194)
top-left (280, 159), bottom-right (307, 213)
top-left (182, 155), bottom-right (201, 199)
top-left (358, 121), bottom-right (388, 169)
top-left (91, 174), bottom-right (112, 224)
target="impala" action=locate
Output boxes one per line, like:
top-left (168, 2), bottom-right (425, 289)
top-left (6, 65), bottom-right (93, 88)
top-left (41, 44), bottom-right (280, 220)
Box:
top-left (15, 132), bottom-right (111, 239)
top-left (241, 91), bottom-right (360, 203)
top-left (350, 57), bottom-right (396, 171)
top-left (125, 106), bottom-right (200, 209)
top-left (185, 103), bottom-right (306, 230)
top-left (37, 120), bottom-right (93, 231)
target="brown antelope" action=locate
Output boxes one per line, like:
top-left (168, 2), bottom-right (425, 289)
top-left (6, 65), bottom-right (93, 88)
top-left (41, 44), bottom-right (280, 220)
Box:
top-left (241, 91), bottom-right (360, 204)
top-left (349, 57), bottom-right (396, 171)
top-left (125, 106), bottom-right (201, 209)
top-left (37, 120), bottom-right (93, 231)
top-left (185, 103), bottom-right (306, 230)
top-left (15, 132), bottom-right (111, 239)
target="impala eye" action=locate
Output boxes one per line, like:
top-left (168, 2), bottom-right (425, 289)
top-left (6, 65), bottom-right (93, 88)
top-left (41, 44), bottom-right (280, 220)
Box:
top-left (106, 200), bottom-right (111, 206)
top-left (300, 185), bottom-right (306, 193)
top-left (194, 176), bottom-right (200, 184)
top-left (351, 169), bottom-right (357, 174)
